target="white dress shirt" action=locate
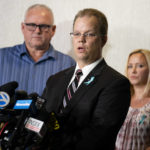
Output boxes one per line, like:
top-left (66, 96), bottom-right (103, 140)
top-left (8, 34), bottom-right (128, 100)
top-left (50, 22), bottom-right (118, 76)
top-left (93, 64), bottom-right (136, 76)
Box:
top-left (69, 58), bottom-right (103, 88)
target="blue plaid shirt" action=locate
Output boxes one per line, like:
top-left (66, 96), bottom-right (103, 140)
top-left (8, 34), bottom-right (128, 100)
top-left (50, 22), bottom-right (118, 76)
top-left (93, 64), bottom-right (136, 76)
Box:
top-left (0, 43), bottom-right (75, 95)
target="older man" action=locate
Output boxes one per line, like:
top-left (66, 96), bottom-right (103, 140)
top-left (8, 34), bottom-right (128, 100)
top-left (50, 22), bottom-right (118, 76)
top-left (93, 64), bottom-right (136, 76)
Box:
top-left (0, 4), bottom-right (75, 95)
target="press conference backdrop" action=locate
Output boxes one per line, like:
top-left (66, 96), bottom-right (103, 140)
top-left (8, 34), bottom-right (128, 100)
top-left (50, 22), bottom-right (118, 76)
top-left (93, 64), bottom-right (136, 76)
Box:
top-left (0, 0), bottom-right (150, 74)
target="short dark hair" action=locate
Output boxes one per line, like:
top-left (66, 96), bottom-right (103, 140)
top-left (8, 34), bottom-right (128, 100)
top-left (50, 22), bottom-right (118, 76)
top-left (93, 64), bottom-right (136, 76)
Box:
top-left (73, 8), bottom-right (108, 36)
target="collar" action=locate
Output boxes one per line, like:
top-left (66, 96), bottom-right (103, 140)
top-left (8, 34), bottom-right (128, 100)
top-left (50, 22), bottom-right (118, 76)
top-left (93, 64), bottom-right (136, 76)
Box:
top-left (19, 42), bottom-right (56, 60)
top-left (75, 58), bottom-right (103, 77)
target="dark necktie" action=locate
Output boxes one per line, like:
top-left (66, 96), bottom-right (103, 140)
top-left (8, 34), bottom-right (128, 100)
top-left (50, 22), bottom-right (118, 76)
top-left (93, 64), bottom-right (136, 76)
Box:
top-left (63, 69), bottom-right (83, 108)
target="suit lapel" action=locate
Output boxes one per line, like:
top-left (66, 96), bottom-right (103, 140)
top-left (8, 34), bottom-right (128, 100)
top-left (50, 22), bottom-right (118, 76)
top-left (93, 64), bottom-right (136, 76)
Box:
top-left (62, 59), bottom-right (107, 115)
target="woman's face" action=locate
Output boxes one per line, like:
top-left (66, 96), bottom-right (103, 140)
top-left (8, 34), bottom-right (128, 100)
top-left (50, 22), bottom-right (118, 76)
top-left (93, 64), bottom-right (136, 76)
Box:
top-left (127, 53), bottom-right (149, 86)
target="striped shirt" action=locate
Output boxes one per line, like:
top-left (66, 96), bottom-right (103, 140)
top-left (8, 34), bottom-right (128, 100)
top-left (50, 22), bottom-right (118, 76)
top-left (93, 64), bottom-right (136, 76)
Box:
top-left (0, 43), bottom-right (75, 96)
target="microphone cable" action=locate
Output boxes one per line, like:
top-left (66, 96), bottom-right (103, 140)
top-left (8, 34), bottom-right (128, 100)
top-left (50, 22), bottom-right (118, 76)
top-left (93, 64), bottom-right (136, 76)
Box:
top-left (0, 122), bottom-right (8, 136)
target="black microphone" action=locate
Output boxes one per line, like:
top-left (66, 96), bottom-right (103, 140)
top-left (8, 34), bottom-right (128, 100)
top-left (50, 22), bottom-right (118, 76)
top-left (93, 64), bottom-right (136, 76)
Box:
top-left (28, 93), bottom-right (40, 116)
top-left (5, 93), bottom-right (44, 148)
top-left (0, 81), bottom-right (18, 109)
top-left (24, 111), bottom-right (60, 138)
top-left (0, 90), bottom-right (33, 149)
top-left (23, 111), bottom-right (61, 149)
top-left (0, 82), bottom-right (19, 137)
top-left (28, 93), bottom-right (46, 110)
top-left (28, 92), bottom-right (39, 101)
top-left (0, 81), bottom-right (18, 97)
top-left (0, 85), bottom-right (41, 149)
top-left (1, 93), bottom-right (47, 149)
top-left (21, 110), bottom-right (49, 148)
top-left (15, 90), bottom-right (28, 100)
top-left (0, 90), bottom-right (28, 116)
top-left (13, 94), bottom-right (46, 148)
top-left (26, 93), bottom-right (46, 117)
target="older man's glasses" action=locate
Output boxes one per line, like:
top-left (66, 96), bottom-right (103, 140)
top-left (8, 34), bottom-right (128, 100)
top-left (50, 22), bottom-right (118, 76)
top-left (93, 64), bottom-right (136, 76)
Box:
top-left (24, 23), bottom-right (52, 32)
top-left (70, 32), bottom-right (98, 39)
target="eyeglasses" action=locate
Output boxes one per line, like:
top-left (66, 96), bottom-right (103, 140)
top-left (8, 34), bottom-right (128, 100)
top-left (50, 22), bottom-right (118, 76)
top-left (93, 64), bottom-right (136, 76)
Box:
top-left (70, 32), bottom-right (98, 39)
top-left (24, 23), bottom-right (52, 32)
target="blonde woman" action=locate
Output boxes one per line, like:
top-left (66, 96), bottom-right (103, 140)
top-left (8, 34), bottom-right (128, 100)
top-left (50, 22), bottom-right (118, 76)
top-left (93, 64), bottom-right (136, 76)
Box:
top-left (115, 49), bottom-right (150, 150)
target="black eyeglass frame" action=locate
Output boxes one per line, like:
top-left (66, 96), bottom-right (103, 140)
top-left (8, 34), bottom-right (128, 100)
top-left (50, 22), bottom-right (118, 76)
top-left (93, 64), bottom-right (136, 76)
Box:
top-left (24, 23), bottom-right (52, 31)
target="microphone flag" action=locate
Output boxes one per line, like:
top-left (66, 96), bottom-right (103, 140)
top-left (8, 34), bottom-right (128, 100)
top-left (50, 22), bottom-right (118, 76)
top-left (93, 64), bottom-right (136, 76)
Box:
top-left (0, 92), bottom-right (10, 109)
top-left (25, 117), bottom-right (46, 137)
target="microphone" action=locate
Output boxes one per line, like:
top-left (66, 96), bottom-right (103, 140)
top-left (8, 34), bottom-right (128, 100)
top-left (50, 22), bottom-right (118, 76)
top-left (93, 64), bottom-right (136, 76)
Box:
top-left (15, 90), bottom-right (28, 100)
top-left (0, 91), bottom-right (10, 109)
top-left (0, 81), bottom-right (18, 97)
top-left (28, 93), bottom-right (43, 116)
top-left (28, 93), bottom-right (46, 110)
top-left (24, 111), bottom-right (60, 137)
top-left (0, 81), bottom-right (18, 109)
top-left (35, 97), bottom-right (46, 110)
top-left (1, 91), bottom-right (47, 149)
top-left (0, 90), bottom-right (35, 149)
top-left (0, 81), bottom-right (18, 90)
top-left (22, 111), bottom-right (61, 149)
top-left (27, 93), bottom-right (46, 116)
top-left (25, 117), bottom-right (47, 138)
top-left (22, 110), bottom-right (49, 148)
top-left (28, 92), bottom-right (39, 101)
top-left (0, 84), bottom-right (43, 149)
top-left (5, 93), bottom-right (46, 148)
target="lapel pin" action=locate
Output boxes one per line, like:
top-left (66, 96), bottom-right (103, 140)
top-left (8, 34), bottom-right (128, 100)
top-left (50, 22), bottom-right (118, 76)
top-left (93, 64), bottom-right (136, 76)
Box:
top-left (84, 76), bottom-right (95, 85)
top-left (139, 114), bottom-right (147, 125)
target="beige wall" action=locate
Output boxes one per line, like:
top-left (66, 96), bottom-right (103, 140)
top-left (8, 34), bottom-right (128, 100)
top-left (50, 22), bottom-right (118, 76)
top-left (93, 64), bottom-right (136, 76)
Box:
top-left (0, 0), bottom-right (150, 74)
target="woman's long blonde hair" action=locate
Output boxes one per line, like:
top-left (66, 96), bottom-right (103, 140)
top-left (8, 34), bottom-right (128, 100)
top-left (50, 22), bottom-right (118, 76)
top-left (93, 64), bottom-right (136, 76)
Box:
top-left (125, 49), bottom-right (150, 98)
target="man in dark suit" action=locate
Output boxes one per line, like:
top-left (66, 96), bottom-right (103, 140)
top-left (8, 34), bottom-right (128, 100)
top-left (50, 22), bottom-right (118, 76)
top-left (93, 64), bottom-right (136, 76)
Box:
top-left (42, 8), bottom-right (130, 150)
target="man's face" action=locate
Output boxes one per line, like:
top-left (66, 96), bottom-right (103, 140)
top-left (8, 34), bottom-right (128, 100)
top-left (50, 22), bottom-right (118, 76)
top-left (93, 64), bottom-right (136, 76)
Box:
top-left (21, 8), bottom-right (56, 51)
top-left (72, 16), bottom-right (106, 66)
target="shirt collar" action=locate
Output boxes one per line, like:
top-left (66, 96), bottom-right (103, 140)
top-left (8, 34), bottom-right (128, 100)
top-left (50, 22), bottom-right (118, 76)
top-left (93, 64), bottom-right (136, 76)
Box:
top-left (19, 42), bottom-right (57, 60)
top-left (75, 58), bottom-right (103, 76)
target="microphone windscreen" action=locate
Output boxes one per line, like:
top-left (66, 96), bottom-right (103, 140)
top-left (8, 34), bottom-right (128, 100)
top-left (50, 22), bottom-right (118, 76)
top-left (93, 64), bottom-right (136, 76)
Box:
top-left (15, 90), bottom-right (28, 100)
top-left (28, 93), bottom-right (39, 101)
top-left (0, 81), bottom-right (18, 97)
top-left (0, 81), bottom-right (18, 90)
